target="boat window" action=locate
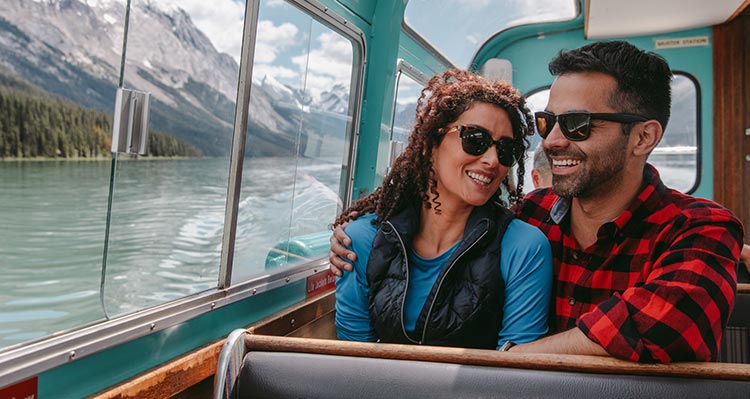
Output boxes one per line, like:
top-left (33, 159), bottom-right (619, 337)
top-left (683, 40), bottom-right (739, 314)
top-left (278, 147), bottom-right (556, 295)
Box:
top-left (522, 88), bottom-right (549, 193)
top-left (0, 0), bottom-right (131, 348)
top-left (231, 0), bottom-right (360, 282)
top-left (403, 0), bottom-right (578, 68)
top-left (99, 0), bottom-right (242, 317)
top-left (0, 0), bottom-right (242, 346)
top-left (388, 61), bottom-right (427, 165)
top-left (651, 73), bottom-right (699, 194)
top-left (522, 73), bottom-right (699, 194)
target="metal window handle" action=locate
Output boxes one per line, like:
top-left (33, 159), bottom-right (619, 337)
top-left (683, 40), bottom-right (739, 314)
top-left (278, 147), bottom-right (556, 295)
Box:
top-left (111, 88), bottom-right (150, 154)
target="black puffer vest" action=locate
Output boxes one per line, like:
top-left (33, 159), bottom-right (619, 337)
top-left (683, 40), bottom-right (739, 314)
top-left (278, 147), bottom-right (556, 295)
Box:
top-left (366, 202), bottom-right (515, 349)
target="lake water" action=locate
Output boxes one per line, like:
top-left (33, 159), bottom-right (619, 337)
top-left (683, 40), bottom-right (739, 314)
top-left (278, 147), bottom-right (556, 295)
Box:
top-left (0, 158), bottom-right (342, 349)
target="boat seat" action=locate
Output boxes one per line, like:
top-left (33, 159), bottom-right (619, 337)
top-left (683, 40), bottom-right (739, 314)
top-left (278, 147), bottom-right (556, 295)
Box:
top-left (720, 287), bottom-right (750, 363)
top-left (214, 332), bottom-right (750, 399)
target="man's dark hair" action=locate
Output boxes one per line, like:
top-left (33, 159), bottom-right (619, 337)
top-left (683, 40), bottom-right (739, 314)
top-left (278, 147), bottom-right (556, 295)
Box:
top-left (548, 41), bottom-right (671, 131)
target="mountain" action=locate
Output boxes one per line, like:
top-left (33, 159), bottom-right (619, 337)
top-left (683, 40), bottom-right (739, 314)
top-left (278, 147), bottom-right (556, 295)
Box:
top-left (318, 83), bottom-right (350, 114)
top-left (0, 65), bottom-right (201, 158)
top-left (0, 0), bottom-right (350, 157)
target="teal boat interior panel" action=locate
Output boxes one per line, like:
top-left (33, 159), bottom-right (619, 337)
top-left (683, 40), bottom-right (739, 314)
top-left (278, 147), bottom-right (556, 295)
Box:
top-left (398, 31), bottom-right (451, 78)
top-left (333, 0), bottom-right (377, 25)
top-left (37, 282), bottom-right (305, 398)
top-left (350, 0), bottom-right (408, 199)
top-left (471, 6), bottom-right (584, 70)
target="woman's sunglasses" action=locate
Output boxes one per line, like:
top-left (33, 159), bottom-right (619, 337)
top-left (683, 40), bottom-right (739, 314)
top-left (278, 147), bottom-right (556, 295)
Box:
top-left (444, 125), bottom-right (523, 167)
top-left (534, 111), bottom-right (648, 141)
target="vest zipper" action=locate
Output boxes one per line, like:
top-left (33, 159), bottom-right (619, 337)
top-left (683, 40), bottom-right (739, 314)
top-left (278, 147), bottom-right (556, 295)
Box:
top-left (420, 228), bottom-right (489, 344)
top-left (385, 220), bottom-right (419, 344)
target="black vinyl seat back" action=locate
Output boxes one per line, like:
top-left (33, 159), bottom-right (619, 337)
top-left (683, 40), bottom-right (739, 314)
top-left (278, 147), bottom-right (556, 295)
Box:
top-left (214, 330), bottom-right (750, 399)
top-left (235, 351), bottom-right (750, 399)
top-left (720, 290), bottom-right (750, 363)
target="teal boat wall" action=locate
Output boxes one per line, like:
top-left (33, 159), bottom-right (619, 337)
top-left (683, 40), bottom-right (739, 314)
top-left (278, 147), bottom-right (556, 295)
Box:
top-left (38, 282), bottom-right (305, 398)
top-left (475, 22), bottom-right (714, 200)
top-left (350, 1), bottom-right (408, 199)
top-left (335, 0), bottom-right (378, 24)
top-left (334, 1), bottom-right (453, 200)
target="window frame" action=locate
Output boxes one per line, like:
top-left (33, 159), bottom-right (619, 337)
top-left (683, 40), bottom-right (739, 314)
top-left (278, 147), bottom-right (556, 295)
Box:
top-left (389, 59), bottom-right (429, 140)
top-left (400, 22), bottom-right (456, 71)
top-left (219, 0), bottom-right (366, 288)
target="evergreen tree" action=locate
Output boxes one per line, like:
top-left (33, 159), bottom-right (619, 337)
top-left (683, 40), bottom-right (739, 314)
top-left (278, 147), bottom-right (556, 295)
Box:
top-left (0, 85), bottom-right (201, 159)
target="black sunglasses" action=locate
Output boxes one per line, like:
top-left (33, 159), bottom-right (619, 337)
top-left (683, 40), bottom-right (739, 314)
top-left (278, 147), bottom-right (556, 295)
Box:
top-left (444, 125), bottom-right (523, 167)
top-left (534, 111), bottom-right (648, 141)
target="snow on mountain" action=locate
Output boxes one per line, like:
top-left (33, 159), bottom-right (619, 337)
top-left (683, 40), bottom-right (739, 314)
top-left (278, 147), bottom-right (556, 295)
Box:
top-left (0, 0), bottom-right (350, 156)
top-left (318, 83), bottom-right (350, 114)
top-left (260, 75), bottom-right (349, 114)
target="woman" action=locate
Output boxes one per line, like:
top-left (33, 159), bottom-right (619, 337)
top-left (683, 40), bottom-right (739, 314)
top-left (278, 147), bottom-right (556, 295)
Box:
top-left (335, 69), bottom-right (551, 349)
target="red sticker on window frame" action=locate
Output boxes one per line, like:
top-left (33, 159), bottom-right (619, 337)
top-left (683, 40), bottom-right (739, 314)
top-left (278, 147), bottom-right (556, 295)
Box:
top-left (0, 376), bottom-right (38, 399)
top-left (306, 269), bottom-right (336, 298)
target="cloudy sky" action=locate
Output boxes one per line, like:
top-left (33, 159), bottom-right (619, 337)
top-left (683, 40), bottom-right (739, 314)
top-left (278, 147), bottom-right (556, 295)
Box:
top-left (155, 0), bottom-right (352, 100)
top-left (136, 0), bottom-right (577, 99)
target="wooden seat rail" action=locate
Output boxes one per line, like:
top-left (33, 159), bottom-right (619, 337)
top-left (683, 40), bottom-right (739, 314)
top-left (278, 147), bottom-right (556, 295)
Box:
top-left (245, 334), bottom-right (750, 381)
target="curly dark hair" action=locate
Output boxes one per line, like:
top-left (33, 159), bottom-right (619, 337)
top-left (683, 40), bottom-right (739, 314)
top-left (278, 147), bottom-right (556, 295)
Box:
top-left (334, 69), bottom-right (533, 226)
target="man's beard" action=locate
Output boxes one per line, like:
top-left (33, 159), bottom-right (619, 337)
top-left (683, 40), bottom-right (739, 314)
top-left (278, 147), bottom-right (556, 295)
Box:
top-left (549, 140), bottom-right (628, 199)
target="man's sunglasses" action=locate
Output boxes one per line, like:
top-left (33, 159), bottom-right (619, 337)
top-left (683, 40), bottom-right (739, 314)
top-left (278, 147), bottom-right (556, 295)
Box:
top-left (534, 111), bottom-right (648, 141)
top-left (444, 125), bottom-right (523, 167)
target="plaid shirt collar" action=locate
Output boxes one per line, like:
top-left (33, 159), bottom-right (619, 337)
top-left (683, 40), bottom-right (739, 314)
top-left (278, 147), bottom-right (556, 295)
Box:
top-left (547, 164), bottom-right (666, 238)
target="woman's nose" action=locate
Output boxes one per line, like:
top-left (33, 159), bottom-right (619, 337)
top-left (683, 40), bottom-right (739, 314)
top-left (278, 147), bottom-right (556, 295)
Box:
top-left (480, 145), bottom-right (500, 167)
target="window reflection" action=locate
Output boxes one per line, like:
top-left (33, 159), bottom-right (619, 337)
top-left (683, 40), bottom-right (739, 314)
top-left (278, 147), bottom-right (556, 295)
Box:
top-left (232, 0), bottom-right (358, 282)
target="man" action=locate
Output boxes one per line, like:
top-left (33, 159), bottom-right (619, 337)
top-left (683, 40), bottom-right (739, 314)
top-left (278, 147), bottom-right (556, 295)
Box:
top-left (531, 142), bottom-right (552, 189)
top-left (506, 41), bottom-right (743, 363)
top-left (330, 41), bottom-right (744, 363)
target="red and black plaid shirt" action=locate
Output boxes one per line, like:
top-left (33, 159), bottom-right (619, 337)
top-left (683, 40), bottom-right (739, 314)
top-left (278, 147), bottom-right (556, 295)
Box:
top-left (517, 164), bottom-right (744, 363)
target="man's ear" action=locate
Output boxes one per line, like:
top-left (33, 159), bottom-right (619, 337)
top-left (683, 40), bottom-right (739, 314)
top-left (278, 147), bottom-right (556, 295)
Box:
top-left (531, 169), bottom-right (542, 190)
top-left (632, 120), bottom-right (663, 157)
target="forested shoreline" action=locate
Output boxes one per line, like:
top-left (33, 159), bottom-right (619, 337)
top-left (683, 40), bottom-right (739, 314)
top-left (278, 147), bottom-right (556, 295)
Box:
top-left (0, 85), bottom-right (201, 159)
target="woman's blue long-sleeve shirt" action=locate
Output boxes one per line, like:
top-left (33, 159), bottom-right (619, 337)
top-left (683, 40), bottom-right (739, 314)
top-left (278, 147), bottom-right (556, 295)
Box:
top-left (335, 214), bottom-right (552, 349)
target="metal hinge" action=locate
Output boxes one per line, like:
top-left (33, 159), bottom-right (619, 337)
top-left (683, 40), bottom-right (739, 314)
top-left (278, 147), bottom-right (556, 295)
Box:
top-left (111, 88), bottom-right (150, 154)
